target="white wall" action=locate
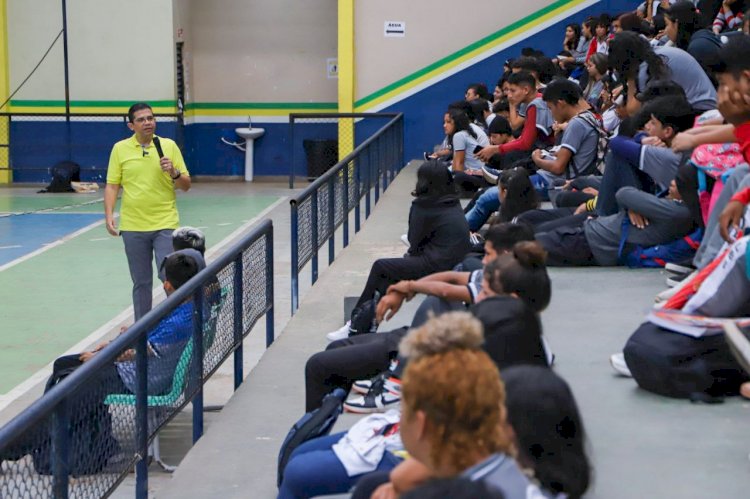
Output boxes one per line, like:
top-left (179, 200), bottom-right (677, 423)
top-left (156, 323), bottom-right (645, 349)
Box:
top-left (354, 0), bottom-right (555, 100)
top-left (7, 0), bottom-right (176, 105)
top-left (182, 0), bottom-right (337, 105)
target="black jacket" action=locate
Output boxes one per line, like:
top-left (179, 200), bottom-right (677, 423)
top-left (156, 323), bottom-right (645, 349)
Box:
top-left (471, 295), bottom-right (548, 369)
top-left (406, 194), bottom-right (470, 271)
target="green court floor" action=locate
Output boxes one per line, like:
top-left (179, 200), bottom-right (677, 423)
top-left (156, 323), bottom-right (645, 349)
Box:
top-left (0, 189), bottom-right (280, 394)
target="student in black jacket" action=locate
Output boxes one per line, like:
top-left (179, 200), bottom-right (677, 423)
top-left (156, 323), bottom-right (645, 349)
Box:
top-left (327, 160), bottom-right (470, 341)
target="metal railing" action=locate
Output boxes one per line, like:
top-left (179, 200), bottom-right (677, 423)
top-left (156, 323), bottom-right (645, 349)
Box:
top-left (0, 220), bottom-right (274, 498)
top-left (289, 113), bottom-right (404, 313)
top-left (0, 112), bottom-right (182, 182)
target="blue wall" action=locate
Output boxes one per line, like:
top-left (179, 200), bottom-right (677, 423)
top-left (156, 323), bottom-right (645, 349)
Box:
top-left (9, 120), bottom-right (178, 183)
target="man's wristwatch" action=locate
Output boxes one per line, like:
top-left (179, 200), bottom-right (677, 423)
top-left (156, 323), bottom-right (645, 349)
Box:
top-left (171, 170), bottom-right (182, 180)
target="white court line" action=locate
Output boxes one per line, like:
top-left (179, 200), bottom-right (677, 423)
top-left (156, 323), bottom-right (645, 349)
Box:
top-left (217, 222), bottom-right (232, 226)
top-left (0, 219), bottom-right (105, 273)
top-left (0, 245), bottom-right (22, 250)
top-left (89, 237), bottom-right (110, 242)
top-left (0, 196), bottom-right (287, 412)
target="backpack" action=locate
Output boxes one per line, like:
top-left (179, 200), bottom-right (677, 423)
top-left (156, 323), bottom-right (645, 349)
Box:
top-left (690, 143), bottom-right (744, 223)
top-left (349, 291), bottom-right (381, 336)
top-left (624, 321), bottom-right (749, 400)
top-left (32, 365), bottom-right (121, 476)
top-left (623, 228), bottom-right (703, 268)
top-left (39, 161), bottom-right (81, 193)
top-left (277, 388), bottom-right (347, 487)
top-left (575, 111), bottom-right (609, 176)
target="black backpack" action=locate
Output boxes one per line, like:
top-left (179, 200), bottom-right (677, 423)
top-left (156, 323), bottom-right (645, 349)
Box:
top-left (624, 321), bottom-right (749, 400)
top-left (40, 161), bottom-right (81, 193)
top-left (277, 388), bottom-right (347, 487)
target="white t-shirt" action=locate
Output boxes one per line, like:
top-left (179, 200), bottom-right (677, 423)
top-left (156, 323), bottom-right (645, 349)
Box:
top-left (452, 126), bottom-right (490, 171)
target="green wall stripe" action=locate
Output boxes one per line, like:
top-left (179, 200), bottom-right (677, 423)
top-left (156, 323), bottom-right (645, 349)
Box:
top-left (10, 99), bottom-right (177, 108)
top-left (184, 102), bottom-right (337, 111)
top-left (354, 0), bottom-right (581, 108)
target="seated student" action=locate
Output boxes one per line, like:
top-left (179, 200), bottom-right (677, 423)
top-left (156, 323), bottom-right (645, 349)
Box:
top-left (608, 31), bottom-right (717, 118)
top-left (468, 98), bottom-right (491, 133)
top-left (283, 252), bottom-right (553, 497)
top-left (528, 78), bottom-right (603, 198)
top-left (583, 53), bottom-right (609, 110)
top-left (2, 254), bottom-right (202, 468)
top-left (596, 95), bottom-right (696, 216)
top-left (466, 167), bottom-right (539, 233)
top-left (343, 241), bottom-right (552, 413)
top-left (482, 115), bottom-right (516, 171)
top-left (465, 82), bottom-right (491, 102)
top-left (501, 365), bottom-right (591, 499)
top-left (305, 223), bottom-right (534, 412)
top-left (445, 109), bottom-right (491, 193)
top-left (712, 0), bottom-right (744, 34)
top-left (586, 14), bottom-right (612, 59)
top-left (326, 161), bottom-right (469, 342)
top-left (476, 71), bottom-right (555, 166)
top-left (536, 180), bottom-right (697, 266)
top-left (350, 313), bottom-right (550, 499)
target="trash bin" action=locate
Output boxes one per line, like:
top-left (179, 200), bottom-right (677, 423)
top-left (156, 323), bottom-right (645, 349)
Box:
top-left (303, 139), bottom-right (339, 180)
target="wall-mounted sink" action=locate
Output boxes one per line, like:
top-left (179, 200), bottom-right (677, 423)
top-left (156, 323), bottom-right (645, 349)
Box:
top-left (235, 127), bottom-right (265, 181)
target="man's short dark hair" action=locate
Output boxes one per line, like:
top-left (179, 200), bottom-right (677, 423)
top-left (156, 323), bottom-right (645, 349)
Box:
top-left (489, 115), bottom-right (512, 135)
top-left (492, 99), bottom-right (510, 114)
top-left (485, 222), bottom-right (534, 252)
top-left (511, 56), bottom-right (541, 76)
top-left (466, 83), bottom-right (490, 100)
top-left (640, 95), bottom-right (696, 134)
top-left (714, 34), bottom-right (750, 77)
top-left (542, 78), bottom-right (582, 105)
top-left (507, 71), bottom-right (536, 89)
top-left (163, 253), bottom-right (200, 290)
top-left (128, 102), bottom-right (153, 123)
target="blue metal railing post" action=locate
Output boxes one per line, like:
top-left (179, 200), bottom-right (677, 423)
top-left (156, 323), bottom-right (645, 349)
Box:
top-left (365, 148), bottom-right (371, 218)
top-left (381, 135), bottom-right (388, 191)
top-left (233, 253), bottom-right (244, 390)
top-left (327, 178), bottom-right (335, 265)
top-left (311, 190), bottom-right (319, 284)
top-left (343, 160), bottom-right (350, 247)
top-left (135, 334), bottom-right (149, 499)
top-left (191, 287), bottom-right (205, 444)
top-left (289, 115), bottom-right (295, 189)
top-left (373, 137), bottom-right (380, 204)
top-left (399, 118), bottom-right (404, 171)
top-left (266, 225), bottom-right (275, 347)
top-left (354, 157), bottom-right (361, 233)
top-left (290, 201), bottom-right (299, 314)
top-left (51, 398), bottom-right (70, 499)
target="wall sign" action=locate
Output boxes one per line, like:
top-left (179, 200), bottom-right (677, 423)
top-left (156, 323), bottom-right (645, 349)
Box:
top-left (384, 21), bottom-right (405, 37)
top-left (327, 58), bottom-right (338, 79)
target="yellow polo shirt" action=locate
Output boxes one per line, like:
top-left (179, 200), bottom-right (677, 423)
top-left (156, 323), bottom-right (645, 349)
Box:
top-left (106, 135), bottom-right (189, 232)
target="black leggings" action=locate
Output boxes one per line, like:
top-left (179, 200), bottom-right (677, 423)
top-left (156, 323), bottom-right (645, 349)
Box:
top-left (304, 329), bottom-right (406, 411)
top-left (356, 257), bottom-right (437, 309)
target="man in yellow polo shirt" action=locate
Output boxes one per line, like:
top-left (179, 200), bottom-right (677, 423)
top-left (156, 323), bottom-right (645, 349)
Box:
top-left (105, 102), bottom-right (192, 320)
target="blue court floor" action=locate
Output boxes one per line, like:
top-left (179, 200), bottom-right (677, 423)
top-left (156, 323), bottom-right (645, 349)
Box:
top-left (0, 213), bottom-right (102, 266)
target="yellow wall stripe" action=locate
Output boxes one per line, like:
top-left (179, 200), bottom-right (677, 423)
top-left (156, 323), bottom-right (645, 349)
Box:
top-left (0, 0), bottom-right (10, 183)
top-left (337, 0), bottom-right (355, 159)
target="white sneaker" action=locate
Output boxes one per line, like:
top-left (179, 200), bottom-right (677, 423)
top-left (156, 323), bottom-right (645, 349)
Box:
top-left (541, 335), bottom-right (555, 366)
top-left (400, 234), bottom-right (409, 247)
top-left (326, 321), bottom-right (351, 342)
top-left (610, 352), bottom-right (632, 377)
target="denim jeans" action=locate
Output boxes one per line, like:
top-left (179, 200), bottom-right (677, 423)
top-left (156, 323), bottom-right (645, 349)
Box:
top-left (277, 432), bottom-right (402, 499)
top-left (528, 173), bottom-right (550, 201)
top-left (465, 187), bottom-right (500, 231)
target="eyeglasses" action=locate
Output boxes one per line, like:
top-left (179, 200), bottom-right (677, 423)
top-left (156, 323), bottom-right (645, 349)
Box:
top-left (134, 115), bottom-right (155, 124)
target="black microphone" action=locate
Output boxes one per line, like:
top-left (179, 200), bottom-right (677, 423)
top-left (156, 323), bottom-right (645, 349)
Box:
top-left (153, 136), bottom-right (165, 158)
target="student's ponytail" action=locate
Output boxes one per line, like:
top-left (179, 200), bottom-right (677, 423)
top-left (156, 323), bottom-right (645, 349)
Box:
top-left (484, 241), bottom-right (551, 313)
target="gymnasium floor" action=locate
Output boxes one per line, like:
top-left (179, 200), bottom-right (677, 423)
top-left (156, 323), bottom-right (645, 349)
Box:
top-left (0, 186), bottom-right (283, 397)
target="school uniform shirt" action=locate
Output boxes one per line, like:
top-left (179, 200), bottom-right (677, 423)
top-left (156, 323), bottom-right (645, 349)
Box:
top-left (535, 112), bottom-right (600, 185)
top-left (452, 127), bottom-right (490, 171)
top-left (332, 410), bottom-right (403, 477)
top-left (467, 269), bottom-right (484, 303)
top-left (461, 453), bottom-right (555, 499)
top-left (636, 46), bottom-right (717, 112)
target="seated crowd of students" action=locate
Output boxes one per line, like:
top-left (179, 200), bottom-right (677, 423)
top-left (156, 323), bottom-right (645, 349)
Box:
top-left (279, 2), bottom-right (750, 497)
